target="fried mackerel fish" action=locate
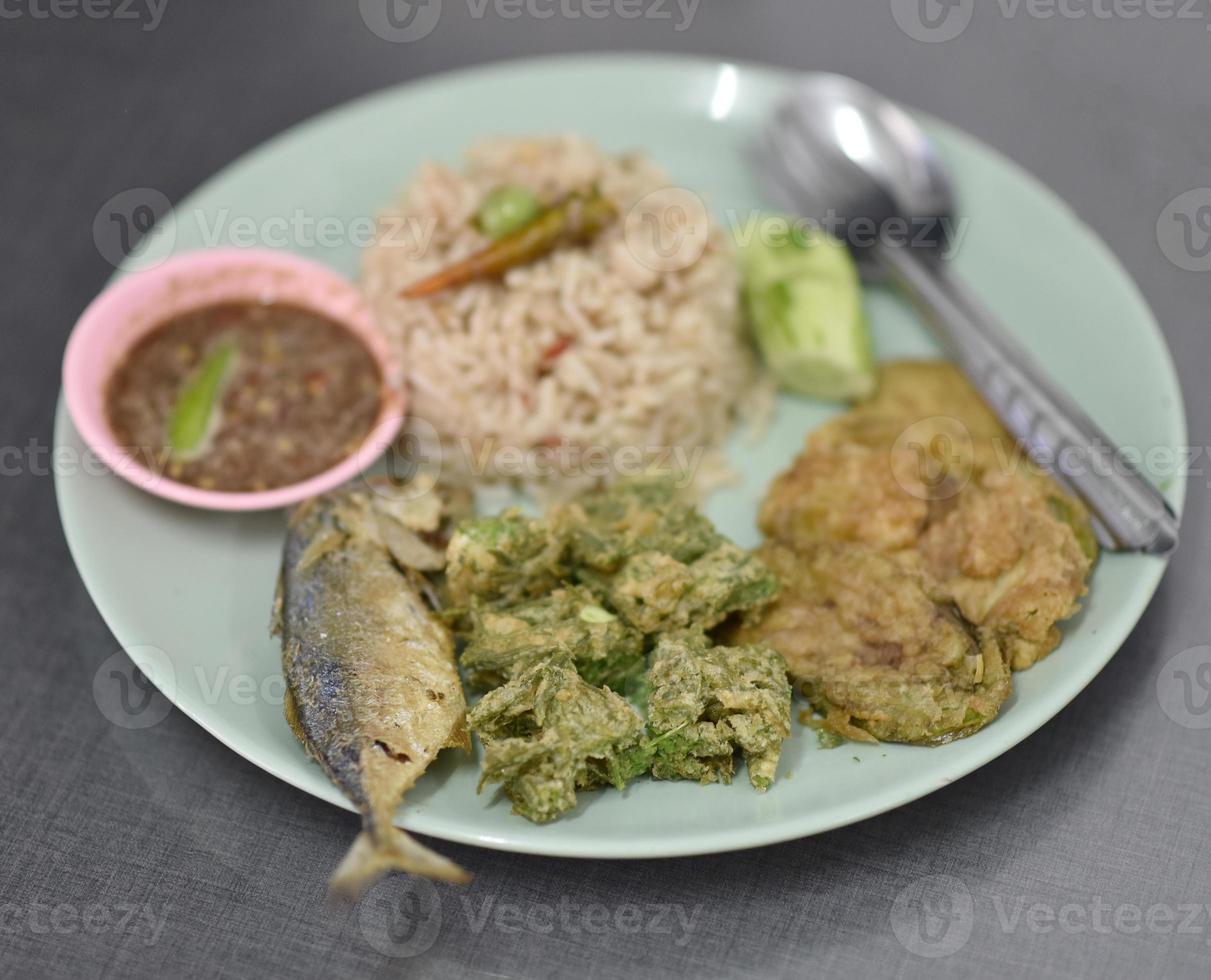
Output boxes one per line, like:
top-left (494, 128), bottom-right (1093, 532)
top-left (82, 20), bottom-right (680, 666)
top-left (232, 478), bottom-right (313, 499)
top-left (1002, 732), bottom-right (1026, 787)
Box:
top-left (732, 542), bottom-right (1011, 745)
top-left (274, 481), bottom-right (473, 896)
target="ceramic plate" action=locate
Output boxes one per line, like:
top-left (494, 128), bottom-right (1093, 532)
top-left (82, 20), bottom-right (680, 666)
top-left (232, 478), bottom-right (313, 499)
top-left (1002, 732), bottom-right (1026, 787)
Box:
top-left (56, 55), bottom-right (1185, 858)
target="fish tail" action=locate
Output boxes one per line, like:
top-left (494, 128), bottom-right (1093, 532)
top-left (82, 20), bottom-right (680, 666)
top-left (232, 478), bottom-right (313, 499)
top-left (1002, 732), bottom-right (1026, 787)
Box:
top-left (328, 826), bottom-right (471, 899)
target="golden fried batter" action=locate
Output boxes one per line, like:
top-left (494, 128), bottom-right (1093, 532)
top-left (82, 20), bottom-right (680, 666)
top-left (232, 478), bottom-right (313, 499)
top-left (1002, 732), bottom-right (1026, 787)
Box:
top-left (918, 469), bottom-right (1096, 669)
top-left (740, 360), bottom-right (1098, 744)
top-left (758, 447), bottom-right (931, 552)
top-left (808, 360), bottom-right (1016, 484)
top-left (732, 542), bottom-right (1011, 745)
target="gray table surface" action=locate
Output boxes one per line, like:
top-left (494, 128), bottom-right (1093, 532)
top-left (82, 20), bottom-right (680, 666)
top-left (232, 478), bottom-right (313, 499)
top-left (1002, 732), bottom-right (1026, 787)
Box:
top-left (4, 2), bottom-right (1210, 978)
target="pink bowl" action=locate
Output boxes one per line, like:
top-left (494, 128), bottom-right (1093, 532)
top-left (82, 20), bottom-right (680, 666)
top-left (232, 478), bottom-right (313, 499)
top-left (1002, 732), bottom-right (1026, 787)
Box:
top-left (63, 249), bottom-right (405, 511)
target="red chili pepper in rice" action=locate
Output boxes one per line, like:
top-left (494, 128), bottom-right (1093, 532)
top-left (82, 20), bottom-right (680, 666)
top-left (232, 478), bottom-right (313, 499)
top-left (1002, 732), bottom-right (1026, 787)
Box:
top-left (541, 335), bottom-right (573, 363)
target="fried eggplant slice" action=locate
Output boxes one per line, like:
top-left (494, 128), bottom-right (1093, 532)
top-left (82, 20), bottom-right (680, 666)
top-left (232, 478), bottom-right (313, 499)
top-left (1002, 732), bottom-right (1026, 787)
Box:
top-left (732, 542), bottom-right (1012, 745)
top-left (759, 359), bottom-right (1098, 676)
top-left (917, 469), bottom-right (1097, 670)
top-left (460, 586), bottom-right (645, 692)
top-left (468, 660), bottom-right (645, 823)
top-left (620, 631), bottom-right (791, 790)
top-left (758, 446), bottom-right (934, 552)
top-left (807, 361), bottom-right (1013, 484)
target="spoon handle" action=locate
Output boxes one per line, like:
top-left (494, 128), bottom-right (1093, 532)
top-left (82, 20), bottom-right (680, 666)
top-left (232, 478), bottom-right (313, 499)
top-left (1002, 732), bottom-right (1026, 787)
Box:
top-left (876, 243), bottom-right (1179, 554)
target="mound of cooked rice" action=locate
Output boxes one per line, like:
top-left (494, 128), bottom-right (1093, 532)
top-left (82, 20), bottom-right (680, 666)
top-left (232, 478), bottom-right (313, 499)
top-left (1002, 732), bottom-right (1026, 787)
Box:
top-left (361, 135), bottom-right (766, 495)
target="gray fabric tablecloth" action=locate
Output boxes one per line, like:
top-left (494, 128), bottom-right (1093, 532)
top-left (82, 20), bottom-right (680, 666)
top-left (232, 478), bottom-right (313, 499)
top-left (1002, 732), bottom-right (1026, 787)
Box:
top-left (3, 3), bottom-right (1209, 977)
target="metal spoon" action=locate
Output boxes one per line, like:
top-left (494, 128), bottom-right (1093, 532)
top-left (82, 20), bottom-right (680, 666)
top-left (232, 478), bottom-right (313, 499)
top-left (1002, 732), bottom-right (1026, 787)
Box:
top-left (753, 72), bottom-right (1179, 554)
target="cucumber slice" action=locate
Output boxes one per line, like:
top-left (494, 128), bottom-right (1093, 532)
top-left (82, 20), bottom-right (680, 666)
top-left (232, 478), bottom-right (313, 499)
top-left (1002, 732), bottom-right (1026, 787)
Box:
top-left (738, 218), bottom-right (875, 401)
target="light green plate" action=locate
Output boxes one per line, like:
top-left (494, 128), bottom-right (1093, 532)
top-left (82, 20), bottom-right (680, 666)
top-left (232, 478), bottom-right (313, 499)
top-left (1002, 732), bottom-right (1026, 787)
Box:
top-left (56, 55), bottom-right (1185, 858)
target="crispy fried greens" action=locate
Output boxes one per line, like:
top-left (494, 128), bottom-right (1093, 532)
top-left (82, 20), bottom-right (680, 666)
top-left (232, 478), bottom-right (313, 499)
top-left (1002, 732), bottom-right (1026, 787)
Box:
top-left (445, 510), bottom-right (566, 609)
top-left (453, 481), bottom-right (789, 821)
top-left (619, 631), bottom-right (791, 789)
top-left (588, 544), bottom-right (781, 634)
top-left (557, 479), bottom-right (722, 571)
top-left (468, 660), bottom-right (645, 823)
top-left (460, 586), bottom-right (644, 692)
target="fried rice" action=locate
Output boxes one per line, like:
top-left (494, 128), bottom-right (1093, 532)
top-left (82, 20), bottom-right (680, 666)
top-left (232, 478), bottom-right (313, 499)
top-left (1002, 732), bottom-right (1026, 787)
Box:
top-left (360, 135), bottom-right (767, 496)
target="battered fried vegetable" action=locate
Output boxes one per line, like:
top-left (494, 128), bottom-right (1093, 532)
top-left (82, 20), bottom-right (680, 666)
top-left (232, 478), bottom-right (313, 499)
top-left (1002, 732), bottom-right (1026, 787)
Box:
top-left (445, 509), bottom-right (567, 610)
top-left (732, 542), bottom-right (1012, 745)
top-left (814, 360), bottom-right (1009, 451)
top-left (555, 480), bottom-right (722, 573)
top-left (468, 660), bottom-right (645, 823)
top-left (759, 446), bottom-right (933, 552)
top-left (454, 480), bottom-right (786, 818)
top-left (806, 360), bottom-right (1012, 485)
top-left (449, 482), bottom-right (780, 635)
top-left (619, 631), bottom-right (791, 790)
top-left (587, 544), bottom-right (781, 634)
top-left (917, 469), bottom-right (1096, 670)
top-left (759, 360), bottom-right (1097, 678)
top-left (460, 586), bottom-right (645, 692)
